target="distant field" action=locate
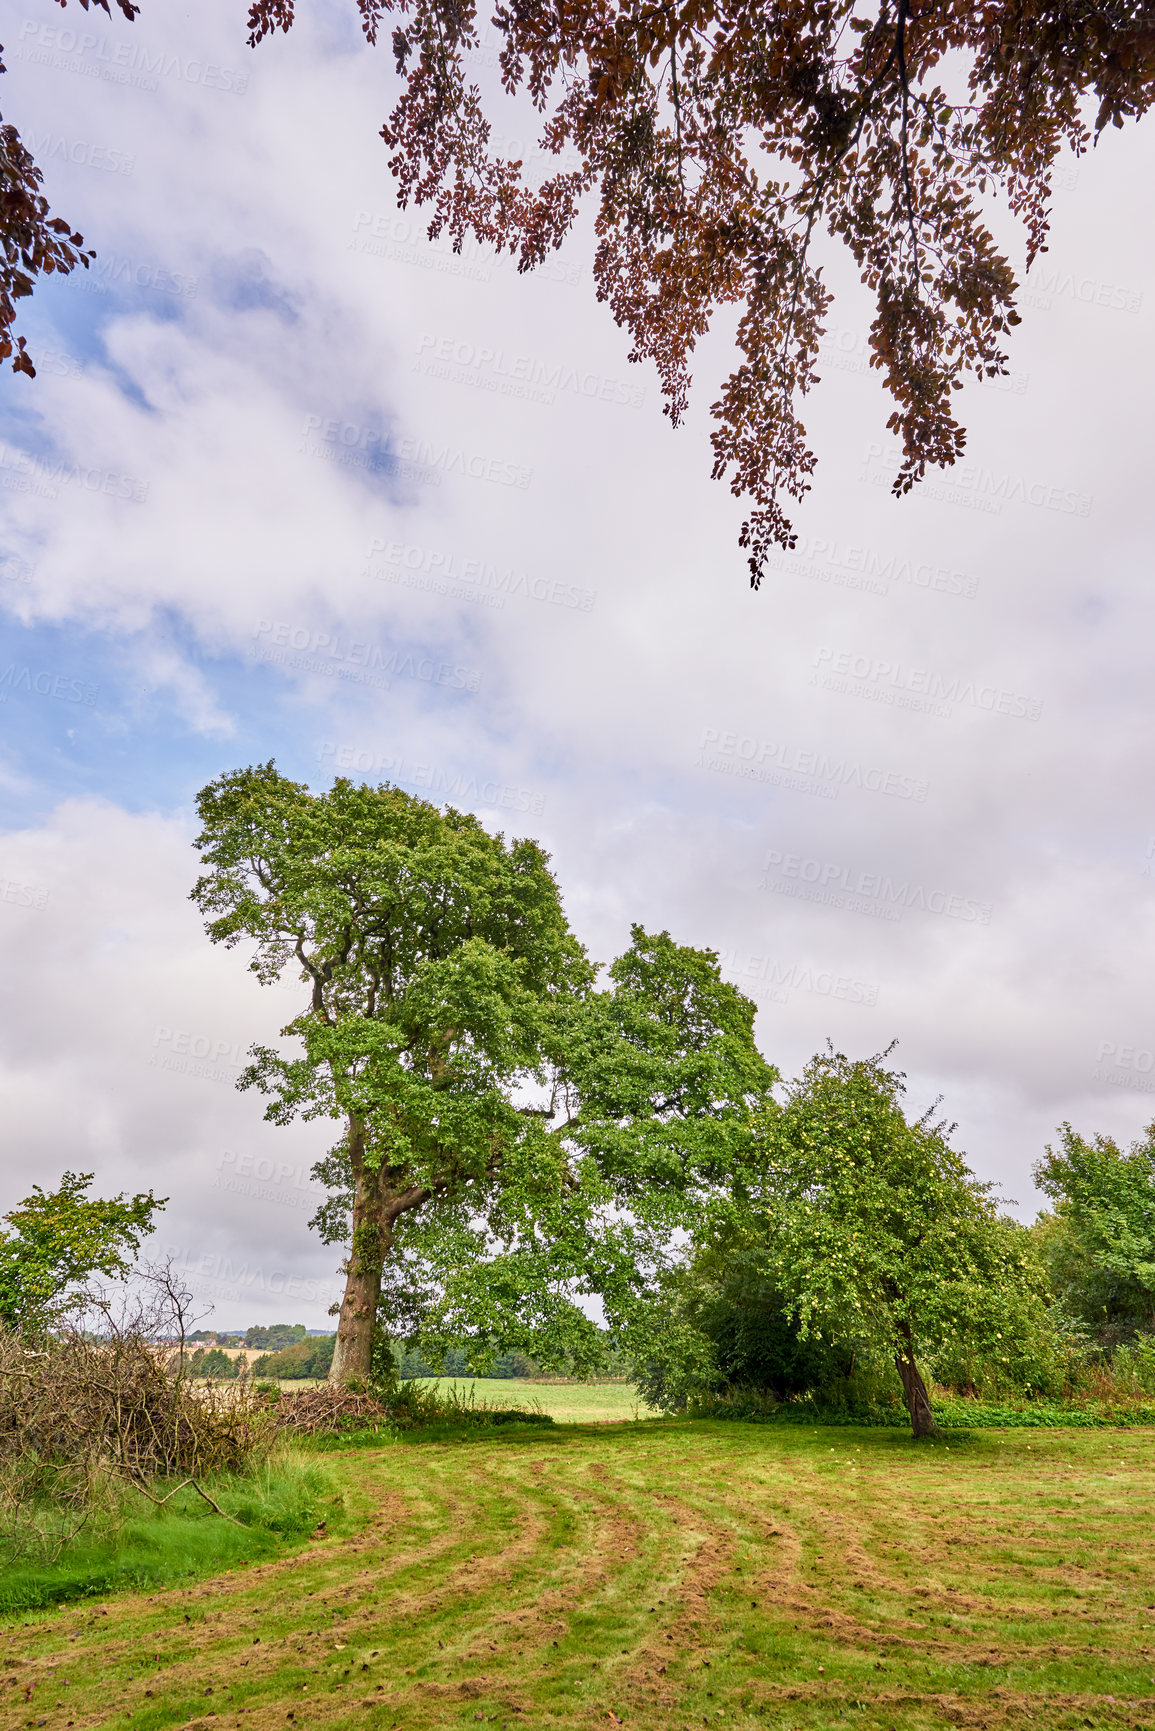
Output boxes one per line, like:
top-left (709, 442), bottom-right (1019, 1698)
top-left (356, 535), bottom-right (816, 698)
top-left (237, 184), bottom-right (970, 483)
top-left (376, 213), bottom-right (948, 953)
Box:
top-left (242, 1376), bottom-right (658, 1419)
top-left (11, 1421), bottom-right (1155, 1729)
top-left (415, 1375), bottom-right (658, 1422)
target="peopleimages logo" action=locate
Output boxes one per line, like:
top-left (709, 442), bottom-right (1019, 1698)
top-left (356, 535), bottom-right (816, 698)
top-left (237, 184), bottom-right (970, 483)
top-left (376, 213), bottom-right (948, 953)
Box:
top-left (811, 647), bottom-right (1043, 721)
top-left (1023, 261), bottom-right (1143, 315)
top-left (215, 1150), bottom-right (323, 1212)
top-left (24, 132), bottom-right (135, 174)
top-left (81, 253), bottom-right (197, 298)
top-left (251, 620), bottom-right (482, 695)
top-left (350, 210), bottom-right (583, 288)
top-left (1096, 1039), bottom-right (1155, 1072)
top-left (761, 850), bottom-right (993, 925)
top-left (861, 440), bottom-right (1093, 518)
top-left (351, 210), bottom-right (495, 282)
top-left (16, 19), bottom-right (250, 93)
top-left (1092, 1040), bottom-right (1155, 1093)
top-left (0, 442), bottom-right (149, 504)
top-left (367, 538), bottom-right (596, 613)
top-left (414, 332), bottom-right (645, 409)
top-left (148, 1025), bottom-right (245, 1086)
top-left (718, 947), bottom-right (880, 1008)
top-left (697, 728), bottom-right (929, 803)
top-left (317, 744), bottom-right (547, 817)
top-left (406, 762), bottom-right (546, 816)
top-left (0, 878), bottom-right (49, 910)
top-left (164, 1248), bottom-right (335, 1307)
top-left (0, 665), bottom-right (98, 705)
top-left (300, 414), bottom-right (533, 492)
top-left (765, 534), bottom-right (978, 601)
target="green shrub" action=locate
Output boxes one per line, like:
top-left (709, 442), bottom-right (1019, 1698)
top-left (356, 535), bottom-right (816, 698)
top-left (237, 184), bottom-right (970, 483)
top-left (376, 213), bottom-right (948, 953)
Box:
top-left (1109, 1336), bottom-right (1155, 1394)
top-left (700, 1292), bottom-right (854, 1397)
top-left (631, 1246), bottom-right (864, 1412)
top-left (687, 1385), bottom-right (1155, 1429)
top-left (190, 1346), bottom-right (241, 1379)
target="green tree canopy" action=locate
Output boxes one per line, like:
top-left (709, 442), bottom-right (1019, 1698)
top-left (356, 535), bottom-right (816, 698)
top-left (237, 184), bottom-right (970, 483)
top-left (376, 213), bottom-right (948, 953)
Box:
top-left (745, 1047), bottom-right (1045, 1435)
top-left (244, 1323), bottom-right (308, 1351)
top-left (193, 760), bottom-right (592, 1382)
top-left (192, 763), bottom-right (777, 1382)
top-left (0, 1170), bottom-right (165, 1333)
top-left (250, 1335), bottom-right (335, 1379)
top-left (190, 1345), bottom-right (242, 1379)
top-left (369, 922), bottom-right (780, 1373)
top-left (1034, 1122), bottom-right (1155, 1346)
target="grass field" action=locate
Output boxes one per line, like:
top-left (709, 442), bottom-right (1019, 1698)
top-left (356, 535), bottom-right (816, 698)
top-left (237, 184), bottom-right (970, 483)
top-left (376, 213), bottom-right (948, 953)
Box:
top-left (414, 1377), bottom-right (658, 1423)
top-left (4, 1419), bottom-right (1155, 1731)
top-left (254, 1379), bottom-right (656, 1422)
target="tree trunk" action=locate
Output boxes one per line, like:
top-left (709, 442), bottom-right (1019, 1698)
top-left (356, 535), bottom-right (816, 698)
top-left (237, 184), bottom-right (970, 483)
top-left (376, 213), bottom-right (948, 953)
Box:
top-left (327, 1123), bottom-right (433, 1386)
top-left (894, 1322), bottom-right (938, 1438)
top-left (328, 1119), bottom-right (387, 1385)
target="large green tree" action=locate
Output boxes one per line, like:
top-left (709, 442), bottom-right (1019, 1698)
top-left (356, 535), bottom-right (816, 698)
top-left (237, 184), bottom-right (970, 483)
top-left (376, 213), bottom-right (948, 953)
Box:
top-left (1034, 1122), bottom-right (1155, 1345)
top-left (193, 763), bottom-right (776, 1382)
top-left (747, 1047), bottom-right (1045, 1435)
top-left (361, 919), bottom-right (780, 1370)
top-left (0, 1169), bottom-right (164, 1333)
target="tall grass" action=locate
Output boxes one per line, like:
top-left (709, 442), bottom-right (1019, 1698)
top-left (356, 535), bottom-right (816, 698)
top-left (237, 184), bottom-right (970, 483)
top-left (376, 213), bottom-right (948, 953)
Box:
top-left (0, 1327), bottom-right (276, 1565)
top-left (0, 1446), bottom-right (343, 1614)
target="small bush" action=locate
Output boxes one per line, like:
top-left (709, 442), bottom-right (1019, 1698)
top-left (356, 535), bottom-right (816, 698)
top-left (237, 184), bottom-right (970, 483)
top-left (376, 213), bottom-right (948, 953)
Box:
top-left (190, 1346), bottom-right (242, 1379)
top-left (686, 1381), bottom-right (1155, 1429)
top-left (1108, 1336), bottom-right (1155, 1394)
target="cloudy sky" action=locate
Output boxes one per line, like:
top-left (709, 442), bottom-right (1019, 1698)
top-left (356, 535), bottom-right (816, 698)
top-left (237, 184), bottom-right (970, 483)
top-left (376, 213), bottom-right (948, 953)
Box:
top-left (2, 0), bottom-right (1153, 1329)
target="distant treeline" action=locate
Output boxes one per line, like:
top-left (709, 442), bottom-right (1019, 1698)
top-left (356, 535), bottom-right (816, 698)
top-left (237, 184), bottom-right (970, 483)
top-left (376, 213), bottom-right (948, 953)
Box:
top-left (187, 1324), bottom-right (324, 1351)
top-left (193, 1336), bottom-right (578, 1382)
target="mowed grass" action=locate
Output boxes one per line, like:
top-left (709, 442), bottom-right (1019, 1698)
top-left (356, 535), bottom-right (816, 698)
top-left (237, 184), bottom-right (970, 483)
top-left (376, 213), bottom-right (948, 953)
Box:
top-left (4, 1420), bottom-right (1155, 1731)
top-left (415, 1377), bottom-right (658, 1423)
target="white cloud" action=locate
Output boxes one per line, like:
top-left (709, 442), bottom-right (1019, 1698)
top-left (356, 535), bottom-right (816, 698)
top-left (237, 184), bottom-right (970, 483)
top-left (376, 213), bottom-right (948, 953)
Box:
top-left (2, 0), bottom-right (1155, 1318)
top-left (0, 799), bottom-right (342, 1326)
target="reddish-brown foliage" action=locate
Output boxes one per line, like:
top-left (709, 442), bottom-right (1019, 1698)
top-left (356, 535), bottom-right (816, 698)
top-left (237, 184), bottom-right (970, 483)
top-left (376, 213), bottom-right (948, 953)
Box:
top-left (5, 0), bottom-right (1153, 578)
top-left (247, 0), bottom-right (1155, 580)
top-left (0, 1), bottom-right (137, 377)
